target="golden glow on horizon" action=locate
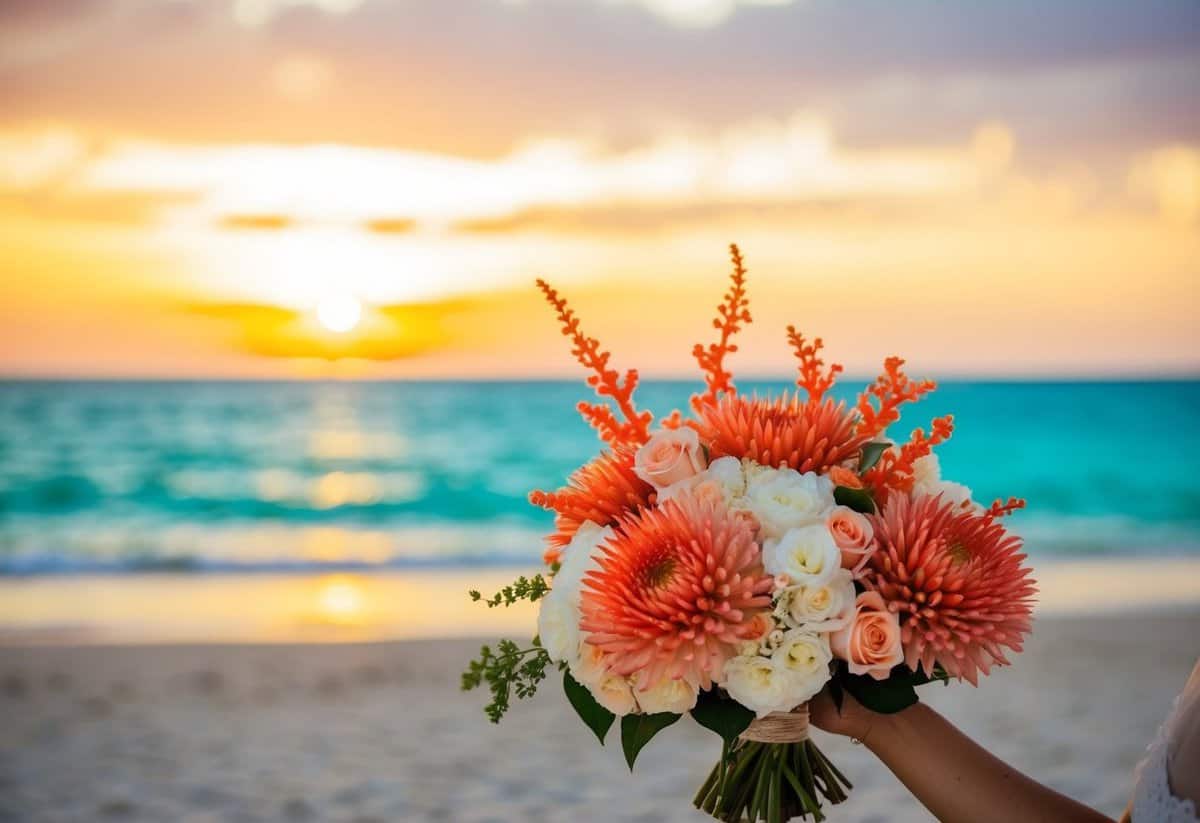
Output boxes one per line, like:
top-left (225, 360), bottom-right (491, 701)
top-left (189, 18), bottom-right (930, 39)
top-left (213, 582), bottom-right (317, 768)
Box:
top-left (316, 294), bottom-right (363, 333)
top-left (0, 116), bottom-right (1197, 377)
top-left (0, 561), bottom-right (1199, 644)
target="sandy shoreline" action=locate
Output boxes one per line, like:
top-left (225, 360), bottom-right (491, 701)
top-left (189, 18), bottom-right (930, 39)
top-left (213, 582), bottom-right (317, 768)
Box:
top-left (2, 557), bottom-right (1200, 646)
top-left (2, 610), bottom-right (1198, 822)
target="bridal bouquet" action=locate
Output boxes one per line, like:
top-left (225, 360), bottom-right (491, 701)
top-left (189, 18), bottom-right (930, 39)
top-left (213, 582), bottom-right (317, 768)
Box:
top-left (463, 246), bottom-right (1036, 822)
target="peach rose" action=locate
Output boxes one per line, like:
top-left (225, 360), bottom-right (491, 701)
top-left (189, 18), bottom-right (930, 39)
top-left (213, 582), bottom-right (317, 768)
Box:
top-left (633, 427), bottom-right (707, 489)
top-left (830, 591), bottom-right (903, 681)
top-left (826, 505), bottom-right (875, 577)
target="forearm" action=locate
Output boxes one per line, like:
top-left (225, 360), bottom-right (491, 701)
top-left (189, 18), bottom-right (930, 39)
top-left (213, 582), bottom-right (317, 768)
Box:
top-left (865, 703), bottom-right (1113, 823)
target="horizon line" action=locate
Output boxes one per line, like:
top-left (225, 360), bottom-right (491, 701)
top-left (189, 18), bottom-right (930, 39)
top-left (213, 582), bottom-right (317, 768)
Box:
top-left (2, 371), bottom-right (1198, 384)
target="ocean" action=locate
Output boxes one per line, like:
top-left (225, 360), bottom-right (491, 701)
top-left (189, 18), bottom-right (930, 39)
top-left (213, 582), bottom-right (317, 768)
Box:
top-left (1, 379), bottom-right (1198, 576)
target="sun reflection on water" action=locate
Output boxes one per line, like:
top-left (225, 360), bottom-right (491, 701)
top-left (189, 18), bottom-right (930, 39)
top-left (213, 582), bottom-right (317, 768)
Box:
top-left (314, 574), bottom-right (367, 625)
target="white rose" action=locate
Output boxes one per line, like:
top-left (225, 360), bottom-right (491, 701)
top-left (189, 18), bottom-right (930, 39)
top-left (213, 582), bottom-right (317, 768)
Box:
top-left (705, 456), bottom-right (747, 500)
top-left (537, 589), bottom-right (581, 666)
top-left (935, 480), bottom-right (976, 511)
top-left (762, 524), bottom-right (841, 587)
top-left (589, 672), bottom-right (638, 716)
top-left (569, 640), bottom-right (639, 716)
top-left (911, 455), bottom-right (978, 512)
top-left (571, 639), bottom-right (606, 683)
top-left (658, 456), bottom-right (747, 508)
top-left (721, 654), bottom-right (798, 717)
top-left (771, 630), bottom-right (833, 706)
top-left (554, 522), bottom-right (613, 601)
top-left (786, 569), bottom-right (857, 631)
top-left (911, 453), bottom-right (941, 490)
top-left (637, 677), bottom-right (699, 714)
top-left (743, 467), bottom-right (834, 539)
top-left (539, 524), bottom-right (613, 668)
top-left (741, 458), bottom-right (775, 486)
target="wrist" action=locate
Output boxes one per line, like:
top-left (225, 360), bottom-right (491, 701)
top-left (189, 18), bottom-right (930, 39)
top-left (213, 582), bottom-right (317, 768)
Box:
top-left (861, 704), bottom-right (910, 753)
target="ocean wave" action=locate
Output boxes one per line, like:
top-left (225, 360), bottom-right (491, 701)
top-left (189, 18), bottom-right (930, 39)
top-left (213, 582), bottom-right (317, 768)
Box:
top-left (2, 380), bottom-right (1198, 575)
top-left (1, 512), bottom-right (1197, 577)
top-left (0, 520), bottom-right (549, 576)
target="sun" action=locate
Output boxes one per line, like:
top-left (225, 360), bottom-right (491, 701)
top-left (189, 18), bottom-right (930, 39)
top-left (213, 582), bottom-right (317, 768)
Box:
top-left (315, 575), bottom-right (367, 625)
top-left (317, 294), bottom-right (363, 333)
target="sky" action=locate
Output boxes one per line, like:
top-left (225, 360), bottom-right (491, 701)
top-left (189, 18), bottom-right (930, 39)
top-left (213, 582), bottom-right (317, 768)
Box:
top-left (0, 0), bottom-right (1197, 379)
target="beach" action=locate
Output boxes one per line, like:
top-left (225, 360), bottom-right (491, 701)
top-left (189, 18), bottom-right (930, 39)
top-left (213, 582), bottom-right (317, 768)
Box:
top-left (3, 608), bottom-right (1197, 822)
top-left (2, 377), bottom-right (1198, 821)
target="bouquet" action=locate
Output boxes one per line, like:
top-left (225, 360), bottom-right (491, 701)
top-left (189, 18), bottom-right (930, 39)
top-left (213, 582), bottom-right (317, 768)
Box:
top-left (463, 245), bottom-right (1036, 822)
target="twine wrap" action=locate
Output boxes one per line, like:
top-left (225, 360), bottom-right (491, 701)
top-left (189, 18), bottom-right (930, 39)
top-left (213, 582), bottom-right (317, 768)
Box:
top-left (739, 704), bottom-right (810, 743)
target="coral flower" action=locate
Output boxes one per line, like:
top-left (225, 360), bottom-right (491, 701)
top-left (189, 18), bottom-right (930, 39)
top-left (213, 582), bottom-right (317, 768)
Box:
top-left (530, 447), bottom-right (655, 565)
top-left (580, 493), bottom-right (773, 690)
top-left (864, 493), bottom-right (1036, 685)
top-left (695, 392), bottom-right (865, 475)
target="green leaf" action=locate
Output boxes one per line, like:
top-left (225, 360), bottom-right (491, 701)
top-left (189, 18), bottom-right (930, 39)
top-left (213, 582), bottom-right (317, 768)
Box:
top-left (858, 442), bottom-right (889, 474)
top-left (620, 711), bottom-right (681, 770)
top-left (690, 688), bottom-right (754, 748)
top-left (563, 671), bottom-right (616, 744)
top-left (909, 662), bottom-right (951, 687)
top-left (834, 485), bottom-right (876, 514)
top-left (838, 665), bottom-right (918, 714)
top-left (828, 676), bottom-right (845, 714)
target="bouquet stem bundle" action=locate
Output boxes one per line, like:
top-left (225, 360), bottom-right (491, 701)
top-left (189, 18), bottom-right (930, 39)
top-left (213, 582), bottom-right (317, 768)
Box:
top-left (693, 733), bottom-right (851, 822)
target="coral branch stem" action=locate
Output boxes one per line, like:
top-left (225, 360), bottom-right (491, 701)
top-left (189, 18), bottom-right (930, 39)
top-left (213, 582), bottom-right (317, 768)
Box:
top-left (536, 279), bottom-right (652, 447)
top-left (692, 244), bottom-right (752, 409)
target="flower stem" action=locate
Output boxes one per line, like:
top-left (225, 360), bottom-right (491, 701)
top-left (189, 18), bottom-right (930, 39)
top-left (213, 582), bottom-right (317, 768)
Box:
top-left (692, 738), bottom-right (850, 822)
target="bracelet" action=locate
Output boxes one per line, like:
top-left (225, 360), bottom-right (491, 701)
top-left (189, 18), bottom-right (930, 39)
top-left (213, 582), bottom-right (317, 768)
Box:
top-left (849, 717), bottom-right (873, 747)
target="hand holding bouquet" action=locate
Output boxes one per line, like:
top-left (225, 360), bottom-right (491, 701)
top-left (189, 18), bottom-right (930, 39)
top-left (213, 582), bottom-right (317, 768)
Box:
top-left (464, 246), bottom-right (1036, 822)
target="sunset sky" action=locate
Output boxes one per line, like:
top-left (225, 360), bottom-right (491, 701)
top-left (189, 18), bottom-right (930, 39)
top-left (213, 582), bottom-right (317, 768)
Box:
top-left (1, 0), bottom-right (1197, 379)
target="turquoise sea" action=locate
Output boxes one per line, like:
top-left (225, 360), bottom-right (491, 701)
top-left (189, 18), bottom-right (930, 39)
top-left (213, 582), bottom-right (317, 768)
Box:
top-left (1, 380), bottom-right (1197, 575)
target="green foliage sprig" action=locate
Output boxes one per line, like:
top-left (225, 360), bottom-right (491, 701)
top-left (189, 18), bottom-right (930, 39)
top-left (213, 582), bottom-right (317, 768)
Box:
top-left (468, 574), bottom-right (551, 608)
top-left (461, 639), bottom-right (552, 723)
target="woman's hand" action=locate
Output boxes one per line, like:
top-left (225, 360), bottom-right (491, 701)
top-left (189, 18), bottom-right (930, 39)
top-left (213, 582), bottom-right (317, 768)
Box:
top-left (810, 689), bottom-right (1114, 823)
top-left (808, 686), bottom-right (878, 743)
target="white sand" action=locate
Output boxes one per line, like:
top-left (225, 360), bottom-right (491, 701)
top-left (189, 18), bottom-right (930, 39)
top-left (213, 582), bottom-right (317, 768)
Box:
top-left (1, 609), bottom-right (1197, 822)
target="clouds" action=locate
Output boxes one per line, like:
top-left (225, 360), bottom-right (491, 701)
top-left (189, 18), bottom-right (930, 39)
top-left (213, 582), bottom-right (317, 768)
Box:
top-left (0, 0), bottom-right (1196, 378)
top-left (0, 112), bottom-right (1025, 240)
top-left (0, 0), bottom-right (1196, 160)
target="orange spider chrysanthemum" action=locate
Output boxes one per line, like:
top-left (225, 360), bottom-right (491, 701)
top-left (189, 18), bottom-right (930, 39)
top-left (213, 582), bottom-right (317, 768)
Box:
top-left (864, 493), bottom-right (1036, 685)
top-left (530, 447), bottom-right (655, 565)
top-left (694, 391), bottom-right (867, 474)
top-left (579, 494), bottom-right (773, 690)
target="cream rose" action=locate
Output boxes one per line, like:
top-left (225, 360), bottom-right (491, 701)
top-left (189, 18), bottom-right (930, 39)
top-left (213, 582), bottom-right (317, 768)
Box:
top-left (540, 524), bottom-right (613, 669)
top-left (570, 641), bottom-right (637, 715)
top-left (830, 591), bottom-right (904, 681)
top-left (826, 506), bottom-right (876, 576)
top-left (637, 677), bottom-right (699, 714)
top-left (762, 523), bottom-right (841, 587)
top-left (786, 569), bottom-right (857, 631)
top-left (721, 654), bottom-right (797, 717)
top-left (590, 672), bottom-right (638, 716)
top-left (634, 426), bottom-right (707, 489)
top-left (772, 629), bottom-right (833, 705)
top-left (743, 467), bottom-right (834, 539)
top-left (536, 589), bottom-right (581, 666)
top-left (554, 523), bottom-right (613, 599)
